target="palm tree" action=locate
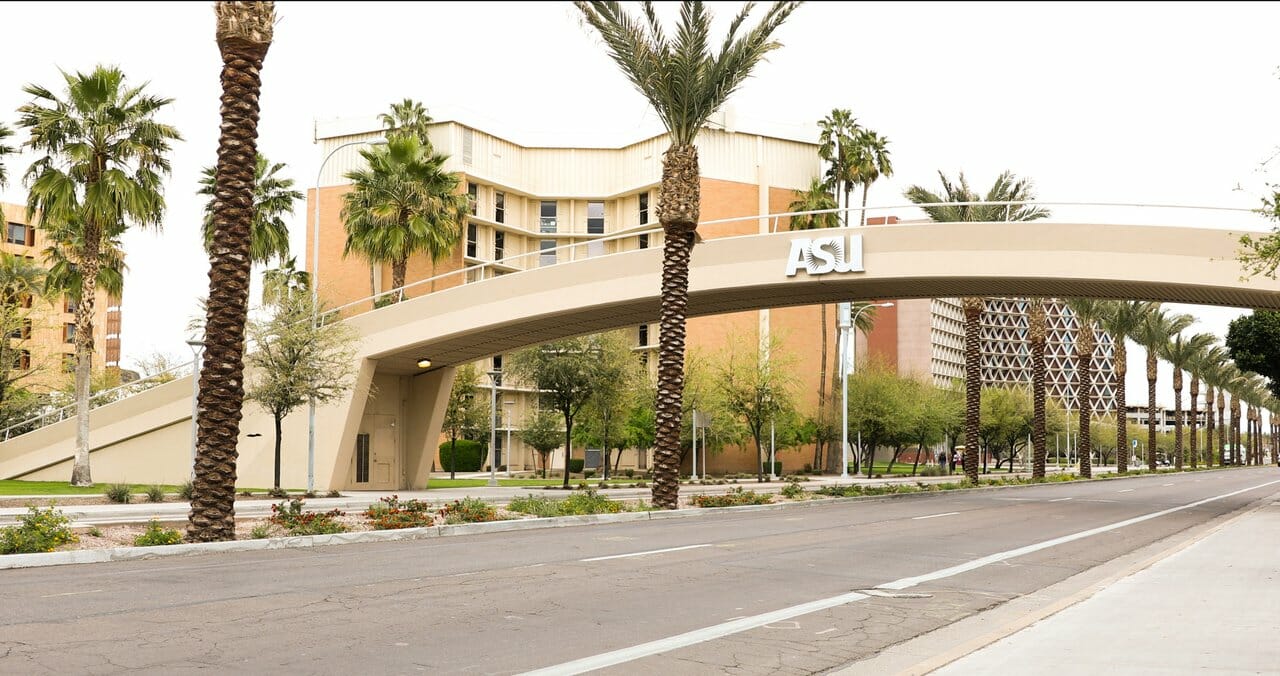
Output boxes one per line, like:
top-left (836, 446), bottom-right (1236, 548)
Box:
top-left (852, 129), bottom-right (893, 226)
top-left (1188, 344), bottom-right (1227, 469)
top-left (198, 153), bottom-right (302, 268)
top-left (189, 1), bottom-right (276, 543)
top-left (261, 256), bottom-right (310, 308)
top-left (1066, 299), bottom-right (1108, 478)
top-left (1029, 298), bottom-right (1048, 478)
top-left (577, 0), bottom-right (800, 509)
top-left (0, 123), bottom-right (14, 187)
top-left (1132, 306), bottom-right (1194, 470)
top-left (818, 109), bottom-right (860, 226)
top-left (788, 178), bottom-right (839, 470)
top-left (20, 65), bottom-right (180, 486)
top-left (380, 98), bottom-right (433, 144)
top-left (0, 253), bottom-right (48, 405)
top-left (1100, 301), bottom-right (1154, 474)
top-left (1161, 332), bottom-right (1216, 470)
top-left (1216, 363), bottom-right (1242, 466)
top-left (905, 170), bottom-right (1049, 482)
top-left (341, 135), bottom-right (467, 297)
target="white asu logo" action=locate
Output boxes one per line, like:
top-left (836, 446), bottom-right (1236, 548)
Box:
top-left (785, 235), bottom-right (864, 277)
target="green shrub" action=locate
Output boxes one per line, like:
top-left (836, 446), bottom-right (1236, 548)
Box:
top-left (326, 490), bottom-right (342, 498)
top-left (178, 481), bottom-right (195, 500)
top-left (87, 526), bottom-right (102, 538)
top-left (507, 494), bottom-right (561, 517)
top-left (133, 520), bottom-right (183, 547)
top-left (623, 469), bottom-right (636, 478)
top-left (1, 504), bottom-right (78, 554)
top-left (781, 481), bottom-right (805, 499)
top-left (761, 461), bottom-right (782, 476)
top-left (439, 439), bottom-right (484, 472)
top-left (267, 487), bottom-right (289, 499)
top-left (249, 524), bottom-right (272, 539)
top-left (439, 497), bottom-right (498, 524)
top-left (365, 495), bottom-right (435, 530)
top-left (568, 458), bottom-right (585, 474)
top-left (104, 483), bottom-right (133, 504)
top-left (269, 499), bottom-right (348, 536)
top-left (691, 487), bottom-right (773, 508)
top-left (145, 485), bottom-right (166, 503)
top-left (583, 469), bottom-right (595, 479)
top-left (917, 464), bottom-right (947, 477)
top-left (559, 490), bottom-right (625, 515)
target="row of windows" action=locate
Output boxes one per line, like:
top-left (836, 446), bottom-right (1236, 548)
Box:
top-left (10, 350), bottom-right (76, 373)
top-left (466, 187), bottom-right (652, 234)
top-left (7, 319), bottom-right (82, 342)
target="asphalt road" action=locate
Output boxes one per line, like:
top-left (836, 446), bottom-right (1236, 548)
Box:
top-left (2, 467), bottom-right (1276, 675)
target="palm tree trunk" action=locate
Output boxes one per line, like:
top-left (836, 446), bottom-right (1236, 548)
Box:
top-left (1113, 334), bottom-right (1127, 474)
top-left (814, 303), bottom-right (827, 471)
top-left (392, 257), bottom-right (407, 298)
top-left (273, 412), bottom-right (283, 490)
top-left (1077, 326), bottom-right (1095, 479)
top-left (1204, 386), bottom-right (1215, 468)
top-left (859, 182), bottom-right (870, 227)
top-left (562, 418), bottom-right (573, 490)
top-left (1217, 390), bottom-right (1226, 466)
top-left (1030, 299), bottom-right (1047, 479)
top-left (651, 143), bottom-right (699, 510)
top-left (1172, 371), bottom-right (1183, 471)
top-left (69, 232), bottom-right (100, 487)
top-left (1232, 397), bottom-right (1241, 465)
top-left (1188, 377), bottom-right (1199, 469)
top-left (962, 297), bottom-right (983, 483)
top-left (189, 6), bottom-right (273, 542)
top-left (1147, 354), bottom-right (1158, 471)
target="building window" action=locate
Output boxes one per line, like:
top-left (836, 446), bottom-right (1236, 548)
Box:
top-left (466, 222), bottom-right (478, 258)
top-left (540, 201), bottom-right (557, 233)
top-left (467, 182), bottom-right (478, 215)
top-left (9, 319), bottom-right (31, 340)
top-left (494, 191), bottom-right (505, 224)
top-left (62, 353), bottom-right (76, 373)
top-left (587, 201), bottom-right (605, 234)
top-left (540, 239), bottom-right (556, 267)
top-left (492, 354), bottom-right (503, 372)
top-left (494, 429), bottom-right (504, 468)
top-left (494, 231), bottom-right (505, 261)
top-left (13, 350), bottom-right (30, 371)
top-left (19, 294), bottom-right (32, 310)
top-left (355, 433), bottom-right (370, 483)
top-left (639, 192), bottom-right (649, 225)
top-left (6, 222), bottom-right (30, 246)
top-left (638, 324), bottom-right (649, 347)
top-left (638, 233), bottom-right (649, 249)
top-left (462, 128), bottom-right (474, 165)
top-left (64, 298), bottom-right (77, 314)
top-left (63, 323), bottom-right (75, 344)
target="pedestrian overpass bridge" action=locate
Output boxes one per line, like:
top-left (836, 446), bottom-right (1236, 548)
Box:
top-left (3, 219), bottom-right (1277, 489)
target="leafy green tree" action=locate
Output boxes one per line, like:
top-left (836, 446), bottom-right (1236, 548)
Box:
top-left (0, 253), bottom-right (48, 408)
top-left (577, 0), bottom-right (801, 509)
top-left (1225, 311), bottom-right (1280, 398)
top-left (520, 409), bottom-right (563, 479)
top-left (574, 332), bottom-right (643, 480)
top-left (342, 135), bottom-right (467, 297)
top-left (846, 360), bottom-right (911, 477)
top-left (899, 380), bottom-right (956, 475)
top-left (620, 389), bottom-right (657, 473)
top-left (713, 334), bottom-right (798, 482)
top-left (441, 364), bottom-right (488, 479)
top-left (980, 386), bottom-right (1032, 473)
top-left (245, 293), bottom-right (358, 490)
top-left (198, 153), bottom-right (301, 269)
top-left (681, 348), bottom-right (743, 471)
top-left (20, 65), bottom-right (181, 487)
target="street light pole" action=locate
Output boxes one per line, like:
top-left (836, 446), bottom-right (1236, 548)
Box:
top-left (186, 338), bottom-right (205, 481)
top-left (840, 301), bottom-right (893, 480)
top-left (504, 400), bottom-right (514, 477)
top-left (307, 137), bottom-right (387, 493)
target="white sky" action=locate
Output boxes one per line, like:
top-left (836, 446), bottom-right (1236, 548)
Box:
top-left (1, 1), bottom-right (1279, 407)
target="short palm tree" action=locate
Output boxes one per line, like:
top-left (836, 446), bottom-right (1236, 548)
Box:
top-left (190, 0), bottom-right (276, 543)
top-left (788, 178), bottom-right (839, 470)
top-left (1029, 298), bottom-right (1048, 478)
top-left (342, 135), bottom-right (467, 296)
top-left (1100, 301), bottom-right (1155, 474)
top-left (1161, 332), bottom-right (1216, 470)
top-left (905, 170), bottom-right (1049, 482)
top-left (852, 129), bottom-right (892, 226)
top-left (380, 98), bottom-right (433, 144)
top-left (1066, 299), bottom-right (1108, 478)
top-left (0, 123), bottom-right (14, 187)
top-left (1215, 363), bottom-right (1243, 465)
top-left (818, 108), bottom-right (860, 227)
top-left (0, 252), bottom-right (48, 403)
top-left (1187, 343), bottom-right (1227, 468)
top-left (261, 256), bottom-right (310, 308)
top-left (577, 0), bottom-right (801, 508)
top-left (1132, 306), bottom-right (1193, 470)
top-left (20, 65), bottom-right (180, 486)
top-left (1200, 356), bottom-right (1234, 468)
top-left (198, 153), bottom-right (302, 268)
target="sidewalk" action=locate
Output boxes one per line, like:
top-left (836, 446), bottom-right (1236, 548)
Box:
top-left (0, 465), bottom-right (1080, 526)
top-left (933, 499), bottom-right (1280, 675)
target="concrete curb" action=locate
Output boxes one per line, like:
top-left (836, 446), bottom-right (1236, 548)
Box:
top-left (0, 466), bottom-right (1258, 571)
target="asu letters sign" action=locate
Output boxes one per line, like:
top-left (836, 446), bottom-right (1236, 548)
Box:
top-left (784, 234), bottom-right (865, 277)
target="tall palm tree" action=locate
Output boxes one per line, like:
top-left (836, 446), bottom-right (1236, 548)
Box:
top-left (1100, 301), bottom-right (1154, 474)
top-left (1216, 363), bottom-right (1242, 466)
top-left (905, 170), bottom-right (1048, 482)
top-left (0, 123), bottom-right (14, 187)
top-left (1066, 299), bottom-right (1108, 479)
top-left (1029, 297), bottom-right (1048, 478)
top-left (380, 98), bottom-right (433, 144)
top-left (189, 1), bottom-right (276, 543)
top-left (198, 153), bottom-right (302, 268)
top-left (1161, 332), bottom-right (1216, 470)
top-left (20, 65), bottom-right (180, 486)
top-left (818, 108), bottom-right (860, 227)
top-left (852, 129), bottom-right (892, 226)
top-left (1132, 306), bottom-right (1193, 470)
top-left (577, 0), bottom-right (800, 509)
top-left (342, 135), bottom-right (467, 296)
top-left (788, 178), bottom-right (838, 470)
top-left (1188, 344), bottom-right (1227, 469)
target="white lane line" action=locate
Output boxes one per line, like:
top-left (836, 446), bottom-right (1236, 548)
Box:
top-left (815, 627), bottom-right (838, 635)
top-left (522, 478), bottom-right (1280, 676)
top-left (1048, 497), bottom-right (1073, 503)
top-left (580, 544), bottom-right (711, 562)
top-left (1119, 489), bottom-right (1135, 493)
top-left (912, 511), bottom-right (960, 520)
top-left (39, 589), bottom-right (103, 598)
top-left (1163, 483), bottom-right (1174, 486)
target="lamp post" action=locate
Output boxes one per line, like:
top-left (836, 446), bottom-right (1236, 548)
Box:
top-left (840, 301), bottom-right (894, 479)
top-left (488, 370), bottom-right (500, 487)
top-left (307, 136), bottom-right (387, 493)
top-left (186, 338), bottom-right (206, 481)
top-left (504, 399), bottom-right (514, 477)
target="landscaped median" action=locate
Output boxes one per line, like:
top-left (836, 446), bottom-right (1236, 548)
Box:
top-left (0, 466), bottom-right (1253, 570)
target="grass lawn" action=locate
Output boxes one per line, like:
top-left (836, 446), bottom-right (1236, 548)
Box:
top-left (424, 478), bottom-right (611, 489)
top-left (0, 480), bottom-right (186, 496)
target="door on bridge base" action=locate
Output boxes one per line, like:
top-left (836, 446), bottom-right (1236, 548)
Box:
top-left (349, 414), bottom-right (400, 490)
